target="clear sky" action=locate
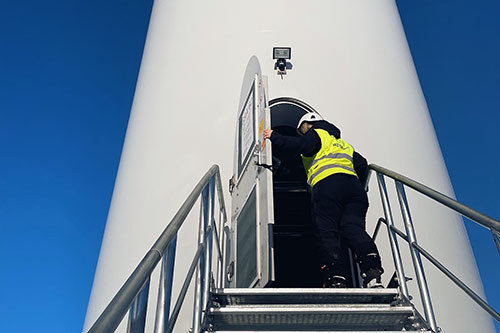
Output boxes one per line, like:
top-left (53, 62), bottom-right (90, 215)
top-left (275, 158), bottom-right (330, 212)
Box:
top-left (0, 1), bottom-right (498, 332)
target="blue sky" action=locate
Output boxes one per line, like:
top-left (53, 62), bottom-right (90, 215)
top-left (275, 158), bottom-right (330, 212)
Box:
top-left (0, 1), bottom-right (498, 332)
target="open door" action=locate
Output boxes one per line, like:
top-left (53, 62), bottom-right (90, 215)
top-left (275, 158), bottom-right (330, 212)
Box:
top-left (228, 56), bottom-right (274, 288)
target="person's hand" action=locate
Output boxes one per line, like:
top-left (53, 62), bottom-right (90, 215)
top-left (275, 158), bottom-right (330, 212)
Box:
top-left (263, 129), bottom-right (273, 140)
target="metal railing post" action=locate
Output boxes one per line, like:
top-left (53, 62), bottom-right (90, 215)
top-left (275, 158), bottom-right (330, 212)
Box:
top-left (214, 170), bottom-right (228, 289)
top-left (127, 279), bottom-right (150, 333)
top-left (88, 165), bottom-right (228, 333)
top-left (395, 181), bottom-right (438, 332)
top-left (201, 178), bottom-right (215, 320)
top-left (367, 164), bottom-right (500, 324)
top-left (192, 184), bottom-right (209, 333)
top-left (222, 225), bottom-right (230, 288)
top-left (492, 228), bottom-right (500, 256)
top-left (372, 217), bottom-right (385, 241)
top-left (414, 243), bottom-right (500, 323)
top-left (166, 244), bottom-right (205, 333)
top-left (368, 164), bottom-right (500, 233)
top-left (153, 237), bottom-right (177, 333)
top-left (216, 209), bottom-right (224, 289)
top-left (376, 173), bottom-right (409, 298)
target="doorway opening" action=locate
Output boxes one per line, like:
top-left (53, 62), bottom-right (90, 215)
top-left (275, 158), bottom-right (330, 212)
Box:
top-left (268, 97), bottom-right (358, 288)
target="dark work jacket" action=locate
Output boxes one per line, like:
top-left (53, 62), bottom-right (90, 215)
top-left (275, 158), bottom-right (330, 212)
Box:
top-left (270, 121), bottom-right (369, 185)
top-left (313, 120), bottom-right (341, 139)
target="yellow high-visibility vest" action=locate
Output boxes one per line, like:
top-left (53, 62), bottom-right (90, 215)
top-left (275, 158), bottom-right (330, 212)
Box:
top-left (301, 129), bottom-right (358, 187)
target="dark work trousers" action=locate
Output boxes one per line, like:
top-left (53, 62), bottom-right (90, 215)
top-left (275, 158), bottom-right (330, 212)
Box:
top-left (311, 173), bottom-right (380, 277)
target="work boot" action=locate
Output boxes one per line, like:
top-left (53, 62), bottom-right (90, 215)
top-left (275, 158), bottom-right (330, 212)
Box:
top-left (320, 264), bottom-right (347, 288)
top-left (362, 268), bottom-right (383, 288)
top-left (358, 253), bottom-right (382, 273)
top-left (324, 275), bottom-right (347, 288)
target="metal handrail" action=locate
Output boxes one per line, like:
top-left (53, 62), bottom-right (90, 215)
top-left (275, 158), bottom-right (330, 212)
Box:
top-left (367, 164), bottom-right (500, 233)
top-left (88, 165), bottom-right (227, 333)
top-left (367, 163), bottom-right (500, 330)
top-left (374, 218), bottom-right (500, 323)
top-left (166, 240), bottom-right (205, 331)
top-left (372, 217), bottom-right (408, 243)
top-left (88, 161), bottom-right (499, 332)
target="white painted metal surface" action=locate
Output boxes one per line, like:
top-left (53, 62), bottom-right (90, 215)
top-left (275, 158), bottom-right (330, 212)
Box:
top-left (229, 57), bottom-right (274, 289)
top-left (83, 1), bottom-right (494, 332)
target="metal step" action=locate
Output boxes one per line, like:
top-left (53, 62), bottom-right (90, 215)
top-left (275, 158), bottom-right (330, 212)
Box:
top-left (204, 331), bottom-right (433, 333)
top-left (207, 304), bottom-right (428, 331)
top-left (211, 288), bottom-right (400, 306)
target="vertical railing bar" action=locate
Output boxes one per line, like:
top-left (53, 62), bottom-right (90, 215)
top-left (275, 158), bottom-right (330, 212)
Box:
top-left (395, 181), bottom-right (438, 332)
top-left (222, 195), bottom-right (229, 289)
top-left (220, 208), bottom-right (225, 288)
top-left (88, 166), bottom-right (226, 333)
top-left (213, 169), bottom-right (229, 289)
top-left (201, 226), bottom-right (213, 328)
top-left (217, 209), bottom-right (223, 289)
top-left (376, 173), bottom-right (409, 298)
top-left (201, 178), bottom-right (215, 325)
top-left (127, 298), bottom-right (139, 332)
top-left (372, 217), bottom-right (385, 241)
top-left (210, 218), bottom-right (224, 264)
top-left (192, 250), bottom-right (203, 333)
top-left (214, 171), bottom-right (228, 226)
top-left (414, 243), bottom-right (500, 323)
top-left (491, 227), bottom-right (500, 257)
top-left (368, 164), bottom-right (500, 232)
top-left (192, 186), bottom-right (208, 333)
top-left (127, 279), bottom-right (150, 333)
top-left (222, 224), bottom-right (230, 288)
top-left (364, 168), bottom-right (373, 192)
top-left (153, 257), bottom-right (167, 333)
top-left (166, 244), bottom-right (205, 333)
top-left (209, 210), bottom-right (224, 289)
top-left (153, 236), bottom-right (177, 333)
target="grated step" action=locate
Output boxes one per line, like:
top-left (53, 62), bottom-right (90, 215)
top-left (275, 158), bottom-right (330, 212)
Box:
top-left (204, 331), bottom-right (433, 333)
top-left (212, 288), bottom-right (400, 306)
top-left (207, 304), bottom-right (428, 331)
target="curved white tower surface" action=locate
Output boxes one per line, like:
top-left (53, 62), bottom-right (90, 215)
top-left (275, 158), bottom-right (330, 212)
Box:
top-left (84, 1), bottom-right (494, 332)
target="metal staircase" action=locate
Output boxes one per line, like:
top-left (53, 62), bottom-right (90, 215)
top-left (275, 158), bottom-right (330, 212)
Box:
top-left (204, 288), bottom-right (430, 332)
top-left (87, 164), bottom-right (500, 333)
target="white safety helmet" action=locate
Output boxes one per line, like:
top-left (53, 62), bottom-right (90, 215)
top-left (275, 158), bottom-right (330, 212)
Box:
top-left (296, 112), bottom-right (323, 130)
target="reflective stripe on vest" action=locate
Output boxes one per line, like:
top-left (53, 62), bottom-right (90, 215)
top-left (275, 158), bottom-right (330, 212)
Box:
top-left (302, 129), bottom-right (358, 187)
top-left (306, 152), bottom-right (354, 169)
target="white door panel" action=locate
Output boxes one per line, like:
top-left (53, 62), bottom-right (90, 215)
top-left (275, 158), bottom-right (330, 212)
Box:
top-left (229, 56), bottom-right (274, 288)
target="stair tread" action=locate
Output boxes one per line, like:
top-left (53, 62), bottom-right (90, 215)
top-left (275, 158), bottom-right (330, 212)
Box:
top-left (207, 307), bottom-right (426, 331)
top-left (207, 288), bottom-right (429, 331)
top-left (204, 331), bottom-right (433, 333)
top-left (212, 288), bottom-right (400, 305)
top-left (210, 304), bottom-right (415, 313)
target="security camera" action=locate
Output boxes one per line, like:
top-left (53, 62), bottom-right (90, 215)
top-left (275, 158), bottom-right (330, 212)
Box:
top-left (277, 59), bottom-right (286, 72)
